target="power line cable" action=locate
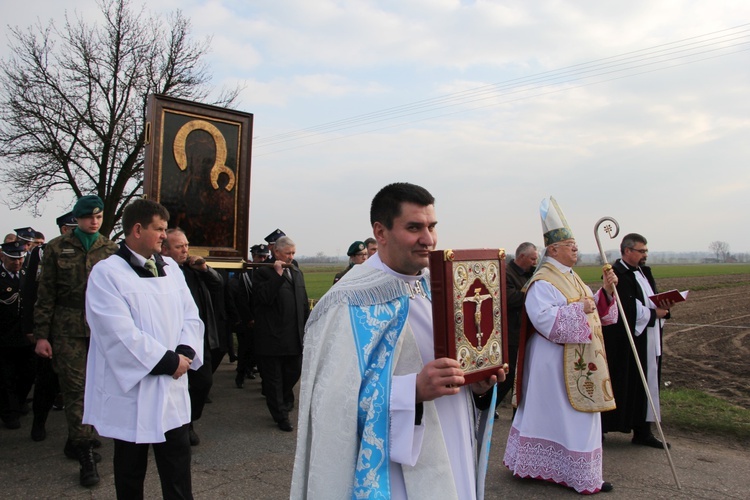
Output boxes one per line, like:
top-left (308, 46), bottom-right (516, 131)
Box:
top-left (257, 24), bottom-right (750, 145)
top-left (251, 24), bottom-right (750, 157)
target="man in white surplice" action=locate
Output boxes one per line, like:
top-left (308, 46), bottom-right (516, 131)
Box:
top-left (83, 199), bottom-right (204, 499)
top-left (292, 182), bottom-right (505, 500)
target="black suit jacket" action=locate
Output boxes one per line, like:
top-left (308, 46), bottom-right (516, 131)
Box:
top-left (180, 264), bottom-right (223, 351)
top-left (227, 270), bottom-right (255, 333)
top-left (21, 245), bottom-right (42, 335)
top-left (252, 264), bottom-right (309, 356)
top-left (0, 265), bottom-right (26, 347)
top-left (601, 259), bottom-right (664, 432)
top-left (505, 259), bottom-right (534, 346)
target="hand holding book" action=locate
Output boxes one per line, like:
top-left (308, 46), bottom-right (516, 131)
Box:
top-left (648, 289), bottom-right (688, 308)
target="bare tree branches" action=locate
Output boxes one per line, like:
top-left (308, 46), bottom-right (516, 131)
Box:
top-left (0, 0), bottom-right (239, 236)
top-left (708, 241), bottom-right (730, 262)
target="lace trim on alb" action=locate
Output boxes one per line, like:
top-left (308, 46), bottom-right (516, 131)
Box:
top-left (503, 426), bottom-right (603, 493)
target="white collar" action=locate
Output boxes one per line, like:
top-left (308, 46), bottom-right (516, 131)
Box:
top-left (365, 252), bottom-right (426, 284)
top-left (546, 256), bottom-right (572, 274)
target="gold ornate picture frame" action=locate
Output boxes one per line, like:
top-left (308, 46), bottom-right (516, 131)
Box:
top-left (144, 94), bottom-right (253, 262)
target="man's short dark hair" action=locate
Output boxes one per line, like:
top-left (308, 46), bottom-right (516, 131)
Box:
top-left (370, 182), bottom-right (435, 229)
top-left (122, 199), bottom-right (170, 236)
top-left (363, 237), bottom-right (376, 246)
top-left (620, 233), bottom-right (647, 254)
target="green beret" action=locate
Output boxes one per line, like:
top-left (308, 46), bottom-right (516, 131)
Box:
top-left (347, 241), bottom-right (366, 256)
top-left (73, 195), bottom-right (104, 218)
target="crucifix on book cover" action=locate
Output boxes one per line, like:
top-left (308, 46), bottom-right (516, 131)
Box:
top-left (430, 249), bottom-right (509, 385)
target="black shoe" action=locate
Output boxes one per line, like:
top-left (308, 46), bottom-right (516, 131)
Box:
top-left (632, 434), bottom-right (671, 449)
top-left (235, 376), bottom-right (244, 389)
top-left (31, 416), bottom-right (47, 441)
top-left (189, 424), bottom-right (200, 446)
top-left (2, 417), bottom-right (21, 430)
top-left (64, 439), bottom-right (102, 463)
top-left (77, 443), bottom-right (100, 487)
top-left (247, 372), bottom-right (256, 380)
top-left (600, 481), bottom-right (614, 493)
top-left (205, 395), bottom-right (213, 404)
top-left (277, 419), bottom-right (293, 432)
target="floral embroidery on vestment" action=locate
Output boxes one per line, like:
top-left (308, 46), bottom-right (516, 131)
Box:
top-left (349, 296), bottom-right (409, 499)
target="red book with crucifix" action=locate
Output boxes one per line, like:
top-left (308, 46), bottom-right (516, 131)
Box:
top-left (429, 249), bottom-right (509, 385)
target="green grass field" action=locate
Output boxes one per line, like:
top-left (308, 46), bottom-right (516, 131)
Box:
top-left (572, 263), bottom-right (750, 283)
top-left (299, 261), bottom-right (749, 438)
top-left (302, 265), bottom-right (339, 301)
top-left (662, 388), bottom-right (750, 443)
top-left (302, 263), bottom-right (750, 301)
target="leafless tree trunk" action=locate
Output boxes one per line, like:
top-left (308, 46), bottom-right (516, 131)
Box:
top-left (0, 0), bottom-right (239, 237)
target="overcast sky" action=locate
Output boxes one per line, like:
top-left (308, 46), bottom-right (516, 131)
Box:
top-left (2, 0), bottom-right (749, 257)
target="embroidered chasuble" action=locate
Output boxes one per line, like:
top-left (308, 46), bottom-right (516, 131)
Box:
top-left (525, 263), bottom-right (615, 412)
top-left (503, 257), bottom-right (619, 494)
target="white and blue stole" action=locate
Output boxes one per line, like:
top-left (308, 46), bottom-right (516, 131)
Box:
top-left (350, 295), bottom-right (410, 499)
top-left (312, 263), bottom-right (494, 499)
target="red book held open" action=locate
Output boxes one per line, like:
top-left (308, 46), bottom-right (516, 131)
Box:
top-left (648, 289), bottom-right (689, 307)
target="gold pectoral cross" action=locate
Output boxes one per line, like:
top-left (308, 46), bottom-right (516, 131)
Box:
top-left (463, 288), bottom-right (492, 348)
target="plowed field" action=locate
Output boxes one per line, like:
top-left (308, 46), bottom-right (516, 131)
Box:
top-left (641, 274), bottom-right (749, 409)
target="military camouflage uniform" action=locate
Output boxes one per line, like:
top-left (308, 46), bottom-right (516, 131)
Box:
top-left (34, 231), bottom-right (117, 445)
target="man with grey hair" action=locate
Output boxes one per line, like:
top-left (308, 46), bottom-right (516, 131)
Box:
top-left (496, 242), bottom-right (538, 408)
top-left (161, 227), bottom-right (222, 446)
top-left (252, 235), bottom-right (309, 431)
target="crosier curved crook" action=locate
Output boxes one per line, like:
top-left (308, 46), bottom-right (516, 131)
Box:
top-left (594, 216), bottom-right (681, 490)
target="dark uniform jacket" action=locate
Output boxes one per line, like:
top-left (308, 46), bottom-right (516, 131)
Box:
top-left (333, 263), bottom-right (354, 284)
top-left (34, 231), bottom-right (118, 340)
top-left (252, 264), bottom-right (309, 356)
top-left (228, 271), bottom-right (255, 334)
top-left (0, 265), bottom-right (26, 347)
top-left (21, 245), bottom-right (43, 336)
top-left (601, 259), bottom-right (666, 433)
top-left (180, 264), bottom-right (223, 351)
top-left (505, 259), bottom-right (535, 347)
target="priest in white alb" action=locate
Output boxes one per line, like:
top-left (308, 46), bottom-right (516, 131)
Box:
top-left (291, 182), bottom-right (504, 499)
top-left (503, 197), bottom-right (619, 494)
